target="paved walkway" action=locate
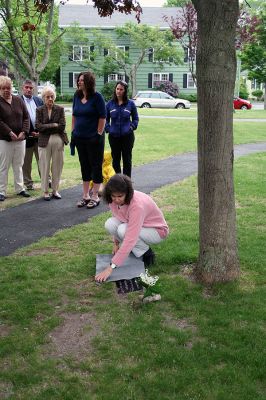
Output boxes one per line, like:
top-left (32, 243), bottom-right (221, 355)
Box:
top-left (1, 142), bottom-right (266, 256)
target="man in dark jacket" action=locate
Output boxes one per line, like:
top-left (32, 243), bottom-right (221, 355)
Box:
top-left (21, 79), bottom-right (43, 190)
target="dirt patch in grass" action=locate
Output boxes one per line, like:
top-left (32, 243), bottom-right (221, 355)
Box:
top-left (163, 315), bottom-right (202, 350)
top-left (159, 204), bottom-right (176, 212)
top-left (0, 324), bottom-right (12, 338)
top-left (202, 286), bottom-right (215, 299)
top-left (44, 311), bottom-right (99, 360)
top-left (235, 200), bottom-right (243, 209)
top-left (163, 315), bottom-right (197, 333)
top-left (0, 381), bottom-right (14, 399)
top-left (26, 247), bottom-right (61, 256)
top-left (179, 263), bottom-right (197, 282)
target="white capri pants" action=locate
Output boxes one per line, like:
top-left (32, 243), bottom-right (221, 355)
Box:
top-left (38, 134), bottom-right (64, 193)
top-left (105, 217), bottom-right (163, 258)
top-left (0, 140), bottom-right (26, 196)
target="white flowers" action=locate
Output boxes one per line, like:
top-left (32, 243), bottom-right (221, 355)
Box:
top-left (139, 269), bottom-right (161, 300)
top-left (139, 269), bottom-right (159, 287)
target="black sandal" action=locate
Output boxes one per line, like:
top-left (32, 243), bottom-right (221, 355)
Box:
top-left (77, 198), bottom-right (90, 208)
top-left (86, 199), bottom-right (100, 209)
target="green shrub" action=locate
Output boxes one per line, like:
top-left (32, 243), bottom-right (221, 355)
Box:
top-left (239, 82), bottom-right (249, 99)
top-left (153, 80), bottom-right (179, 97)
top-left (178, 92), bottom-right (197, 102)
top-left (101, 81), bottom-right (132, 101)
top-left (251, 89), bottom-right (263, 100)
top-left (101, 81), bottom-right (117, 101)
top-left (57, 94), bottom-right (73, 103)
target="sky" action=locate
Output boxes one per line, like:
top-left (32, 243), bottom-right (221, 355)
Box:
top-left (67, 0), bottom-right (166, 6)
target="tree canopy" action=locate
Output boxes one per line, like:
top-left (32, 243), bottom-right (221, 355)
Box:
top-left (0, 0), bottom-right (64, 88)
top-left (241, 10), bottom-right (266, 108)
top-left (92, 23), bottom-right (182, 96)
top-left (165, 1), bottom-right (262, 86)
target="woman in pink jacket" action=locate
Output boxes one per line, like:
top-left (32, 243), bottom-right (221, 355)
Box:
top-left (95, 174), bottom-right (169, 282)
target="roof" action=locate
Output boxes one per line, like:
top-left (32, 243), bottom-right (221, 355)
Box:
top-left (59, 5), bottom-right (180, 29)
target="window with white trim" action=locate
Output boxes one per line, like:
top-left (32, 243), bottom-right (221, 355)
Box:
top-left (105, 46), bottom-right (126, 59)
top-left (148, 48), bottom-right (154, 62)
top-left (251, 79), bottom-right (263, 90)
top-left (151, 48), bottom-right (172, 63)
top-left (187, 73), bottom-right (197, 88)
top-left (184, 47), bottom-right (196, 62)
top-left (73, 46), bottom-right (90, 61)
top-left (153, 73), bottom-right (169, 87)
top-left (108, 73), bottom-right (125, 82)
top-left (116, 46), bottom-right (125, 53)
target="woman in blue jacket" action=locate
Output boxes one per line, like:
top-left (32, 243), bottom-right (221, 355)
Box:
top-left (105, 81), bottom-right (139, 178)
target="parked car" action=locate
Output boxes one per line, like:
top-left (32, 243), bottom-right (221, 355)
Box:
top-left (132, 91), bottom-right (191, 109)
top-left (12, 87), bottom-right (19, 96)
top-left (233, 97), bottom-right (252, 110)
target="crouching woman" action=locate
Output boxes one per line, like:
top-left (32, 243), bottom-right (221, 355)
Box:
top-left (95, 174), bottom-right (169, 282)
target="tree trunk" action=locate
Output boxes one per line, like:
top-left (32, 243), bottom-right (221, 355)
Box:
top-left (130, 65), bottom-right (137, 97)
top-left (264, 82), bottom-right (266, 110)
top-left (192, 0), bottom-right (240, 283)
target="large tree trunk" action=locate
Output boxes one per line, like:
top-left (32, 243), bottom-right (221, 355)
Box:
top-left (264, 82), bottom-right (266, 110)
top-left (192, 0), bottom-right (240, 283)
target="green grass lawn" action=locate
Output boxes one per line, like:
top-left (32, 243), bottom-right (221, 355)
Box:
top-left (0, 152), bottom-right (265, 399)
top-left (137, 107), bottom-right (266, 119)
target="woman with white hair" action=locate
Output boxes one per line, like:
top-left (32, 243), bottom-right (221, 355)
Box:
top-left (35, 86), bottom-right (68, 200)
top-left (0, 76), bottom-right (30, 201)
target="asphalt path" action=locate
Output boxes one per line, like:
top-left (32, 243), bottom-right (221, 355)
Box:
top-left (0, 142), bottom-right (266, 256)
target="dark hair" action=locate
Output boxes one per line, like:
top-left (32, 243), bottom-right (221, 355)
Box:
top-left (76, 71), bottom-right (96, 99)
top-left (22, 79), bottom-right (34, 87)
top-left (112, 81), bottom-right (128, 103)
top-left (103, 174), bottom-right (134, 205)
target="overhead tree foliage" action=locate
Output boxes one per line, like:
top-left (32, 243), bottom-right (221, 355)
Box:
top-left (164, 2), bottom-right (197, 84)
top-left (51, 0), bottom-right (142, 20)
top-left (240, 10), bottom-right (266, 109)
top-left (0, 0), bottom-right (65, 90)
top-left (165, 1), bottom-right (262, 86)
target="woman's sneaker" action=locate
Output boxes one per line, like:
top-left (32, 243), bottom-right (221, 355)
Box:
top-left (142, 247), bottom-right (155, 267)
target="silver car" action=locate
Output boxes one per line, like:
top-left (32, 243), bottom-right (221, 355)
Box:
top-left (132, 91), bottom-right (191, 109)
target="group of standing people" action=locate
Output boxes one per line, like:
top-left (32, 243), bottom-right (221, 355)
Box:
top-left (0, 71), bottom-right (140, 206)
top-left (0, 76), bottom-right (68, 202)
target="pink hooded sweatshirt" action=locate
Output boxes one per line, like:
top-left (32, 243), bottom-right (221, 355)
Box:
top-left (110, 190), bottom-right (169, 266)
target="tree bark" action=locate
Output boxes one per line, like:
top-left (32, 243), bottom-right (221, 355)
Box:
top-left (192, 0), bottom-right (240, 283)
top-left (130, 65), bottom-right (138, 97)
top-left (264, 82), bottom-right (266, 110)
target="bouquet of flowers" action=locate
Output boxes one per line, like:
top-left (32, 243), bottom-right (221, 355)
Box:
top-left (139, 269), bottom-right (161, 299)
